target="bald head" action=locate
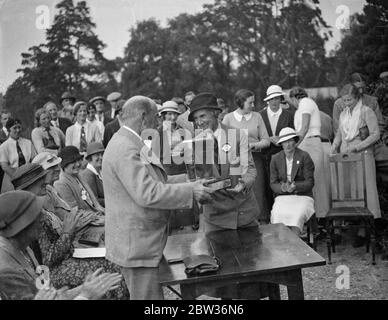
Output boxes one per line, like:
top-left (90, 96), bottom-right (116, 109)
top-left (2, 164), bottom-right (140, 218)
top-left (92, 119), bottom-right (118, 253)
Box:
top-left (122, 96), bottom-right (158, 133)
top-left (122, 96), bottom-right (156, 119)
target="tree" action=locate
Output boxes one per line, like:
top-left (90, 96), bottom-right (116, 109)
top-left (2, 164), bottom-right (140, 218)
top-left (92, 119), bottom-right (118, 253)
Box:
top-left (4, 0), bottom-right (118, 120)
top-left (121, 0), bottom-right (332, 104)
top-left (333, 0), bottom-right (388, 84)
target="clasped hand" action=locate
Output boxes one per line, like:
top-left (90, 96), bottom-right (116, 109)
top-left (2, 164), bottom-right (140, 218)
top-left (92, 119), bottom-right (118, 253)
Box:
top-left (281, 181), bottom-right (296, 193)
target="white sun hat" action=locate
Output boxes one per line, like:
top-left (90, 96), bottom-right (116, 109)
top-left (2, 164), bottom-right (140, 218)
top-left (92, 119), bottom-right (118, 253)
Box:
top-left (159, 101), bottom-right (181, 115)
top-left (263, 85), bottom-right (285, 102)
top-left (277, 127), bottom-right (299, 144)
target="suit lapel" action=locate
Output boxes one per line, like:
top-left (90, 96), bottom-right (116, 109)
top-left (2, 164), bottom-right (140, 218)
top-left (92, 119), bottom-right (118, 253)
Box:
top-left (291, 149), bottom-right (301, 182)
top-left (261, 110), bottom-right (273, 137)
top-left (280, 152), bottom-right (287, 181)
top-left (275, 111), bottom-right (286, 136)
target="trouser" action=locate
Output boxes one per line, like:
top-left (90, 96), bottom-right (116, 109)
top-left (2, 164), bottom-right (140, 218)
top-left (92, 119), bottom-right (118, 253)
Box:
top-left (121, 266), bottom-right (163, 300)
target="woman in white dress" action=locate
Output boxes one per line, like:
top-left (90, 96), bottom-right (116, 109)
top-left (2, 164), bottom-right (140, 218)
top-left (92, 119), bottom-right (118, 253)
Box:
top-left (287, 87), bottom-right (329, 219)
top-left (270, 127), bottom-right (315, 235)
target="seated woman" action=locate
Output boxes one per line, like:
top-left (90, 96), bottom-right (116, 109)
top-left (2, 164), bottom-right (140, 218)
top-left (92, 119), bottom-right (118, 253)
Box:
top-left (54, 146), bottom-right (105, 215)
top-left (0, 190), bottom-right (122, 300)
top-left (80, 143), bottom-right (105, 207)
top-left (270, 127), bottom-right (315, 235)
top-left (31, 108), bottom-right (65, 155)
top-left (331, 83), bottom-right (381, 247)
top-left (10, 162), bottom-right (129, 299)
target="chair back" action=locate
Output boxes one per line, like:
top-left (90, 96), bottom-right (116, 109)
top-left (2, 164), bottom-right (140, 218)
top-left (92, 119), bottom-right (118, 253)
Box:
top-left (329, 153), bottom-right (367, 209)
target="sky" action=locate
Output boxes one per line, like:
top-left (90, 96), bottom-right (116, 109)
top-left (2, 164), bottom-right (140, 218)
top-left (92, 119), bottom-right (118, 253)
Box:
top-left (0, 0), bottom-right (365, 93)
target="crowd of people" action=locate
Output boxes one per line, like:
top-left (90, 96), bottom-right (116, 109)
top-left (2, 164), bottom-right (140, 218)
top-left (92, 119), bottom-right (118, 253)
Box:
top-left (0, 70), bottom-right (387, 300)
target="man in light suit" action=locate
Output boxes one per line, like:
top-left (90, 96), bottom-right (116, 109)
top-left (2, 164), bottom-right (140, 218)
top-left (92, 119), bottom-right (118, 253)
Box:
top-left (102, 96), bottom-right (213, 300)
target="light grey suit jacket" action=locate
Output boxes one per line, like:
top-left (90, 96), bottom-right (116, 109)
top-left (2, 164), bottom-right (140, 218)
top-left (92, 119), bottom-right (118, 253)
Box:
top-left (102, 127), bottom-right (194, 268)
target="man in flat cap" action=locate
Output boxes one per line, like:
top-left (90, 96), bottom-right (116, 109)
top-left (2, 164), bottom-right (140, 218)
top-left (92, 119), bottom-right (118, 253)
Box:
top-left (107, 92), bottom-right (122, 120)
top-left (102, 95), bottom-right (213, 300)
top-left (90, 96), bottom-right (111, 126)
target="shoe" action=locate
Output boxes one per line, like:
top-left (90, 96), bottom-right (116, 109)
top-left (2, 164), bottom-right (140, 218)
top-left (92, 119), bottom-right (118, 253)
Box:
top-left (352, 236), bottom-right (366, 248)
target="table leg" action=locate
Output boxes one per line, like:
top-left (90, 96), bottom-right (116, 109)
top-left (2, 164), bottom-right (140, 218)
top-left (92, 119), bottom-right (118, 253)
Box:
top-left (267, 283), bottom-right (281, 300)
top-left (180, 284), bottom-right (196, 300)
top-left (286, 269), bottom-right (304, 300)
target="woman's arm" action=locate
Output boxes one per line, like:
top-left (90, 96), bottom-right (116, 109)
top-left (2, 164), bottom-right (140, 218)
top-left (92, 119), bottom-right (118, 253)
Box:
top-left (293, 154), bottom-right (315, 193)
top-left (0, 162), bottom-right (15, 177)
top-left (31, 129), bottom-right (45, 154)
top-left (353, 107), bottom-right (380, 152)
top-left (331, 129), bottom-right (342, 154)
top-left (251, 114), bottom-right (270, 150)
top-left (296, 113), bottom-right (311, 145)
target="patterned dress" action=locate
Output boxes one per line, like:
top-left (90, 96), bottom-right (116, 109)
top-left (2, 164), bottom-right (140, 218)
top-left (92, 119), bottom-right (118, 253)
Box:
top-left (38, 211), bottom-right (129, 300)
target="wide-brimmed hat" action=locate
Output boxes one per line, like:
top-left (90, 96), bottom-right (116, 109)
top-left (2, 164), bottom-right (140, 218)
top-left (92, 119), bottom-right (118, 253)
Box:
top-left (264, 85), bottom-right (285, 102)
top-left (60, 92), bottom-right (76, 103)
top-left (0, 191), bottom-right (46, 238)
top-left (160, 101), bottom-right (181, 115)
top-left (107, 92), bottom-right (122, 102)
top-left (85, 142), bottom-right (105, 160)
top-left (89, 96), bottom-right (106, 105)
top-left (188, 93), bottom-right (222, 122)
top-left (32, 152), bottom-right (62, 170)
top-left (11, 163), bottom-right (48, 191)
top-left (278, 127), bottom-right (299, 144)
top-left (58, 146), bottom-right (83, 169)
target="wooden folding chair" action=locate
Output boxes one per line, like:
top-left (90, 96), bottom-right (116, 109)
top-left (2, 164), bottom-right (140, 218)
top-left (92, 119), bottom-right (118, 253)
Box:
top-left (326, 153), bottom-right (376, 265)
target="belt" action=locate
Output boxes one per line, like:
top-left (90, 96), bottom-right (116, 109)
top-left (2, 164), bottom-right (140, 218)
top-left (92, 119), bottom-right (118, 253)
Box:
top-left (320, 138), bottom-right (331, 143)
top-left (307, 135), bottom-right (320, 139)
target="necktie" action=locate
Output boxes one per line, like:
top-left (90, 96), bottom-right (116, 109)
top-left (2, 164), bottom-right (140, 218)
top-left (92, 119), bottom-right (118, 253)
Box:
top-left (16, 140), bottom-right (26, 167)
top-left (80, 126), bottom-right (87, 152)
top-left (44, 127), bottom-right (59, 150)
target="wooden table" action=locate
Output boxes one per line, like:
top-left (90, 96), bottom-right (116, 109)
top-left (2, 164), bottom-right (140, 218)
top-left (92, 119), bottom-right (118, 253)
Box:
top-left (159, 223), bottom-right (326, 300)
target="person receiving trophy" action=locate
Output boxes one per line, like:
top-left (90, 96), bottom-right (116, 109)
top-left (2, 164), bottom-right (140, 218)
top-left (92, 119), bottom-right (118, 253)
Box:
top-left (187, 92), bottom-right (259, 232)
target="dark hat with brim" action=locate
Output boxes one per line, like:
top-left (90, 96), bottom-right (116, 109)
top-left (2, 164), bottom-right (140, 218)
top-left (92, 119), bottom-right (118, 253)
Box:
top-left (188, 92), bottom-right (222, 122)
top-left (58, 146), bottom-right (84, 169)
top-left (11, 163), bottom-right (48, 191)
top-left (0, 191), bottom-right (45, 238)
top-left (85, 142), bottom-right (105, 160)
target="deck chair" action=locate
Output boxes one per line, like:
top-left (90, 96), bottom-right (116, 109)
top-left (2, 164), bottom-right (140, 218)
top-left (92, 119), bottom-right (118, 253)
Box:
top-left (326, 153), bottom-right (376, 265)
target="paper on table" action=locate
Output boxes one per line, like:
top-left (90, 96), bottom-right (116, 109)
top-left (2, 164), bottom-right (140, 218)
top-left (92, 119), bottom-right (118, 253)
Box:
top-left (73, 247), bottom-right (106, 258)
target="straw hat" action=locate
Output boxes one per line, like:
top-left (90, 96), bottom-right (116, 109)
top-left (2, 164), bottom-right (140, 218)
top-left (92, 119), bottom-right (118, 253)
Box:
top-left (277, 127), bottom-right (299, 144)
top-left (263, 85), bottom-right (285, 102)
top-left (160, 101), bottom-right (181, 115)
top-left (32, 152), bottom-right (62, 170)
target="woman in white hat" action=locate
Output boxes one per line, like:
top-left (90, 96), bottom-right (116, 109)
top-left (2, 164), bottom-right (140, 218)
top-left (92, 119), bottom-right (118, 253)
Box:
top-left (158, 101), bottom-right (186, 176)
top-left (260, 85), bottom-right (295, 219)
top-left (270, 127), bottom-right (315, 235)
top-left (288, 87), bottom-right (330, 219)
top-left (222, 89), bottom-right (271, 222)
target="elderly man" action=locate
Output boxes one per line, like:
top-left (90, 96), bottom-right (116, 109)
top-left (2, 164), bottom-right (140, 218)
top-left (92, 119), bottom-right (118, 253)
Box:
top-left (44, 101), bottom-right (73, 135)
top-left (102, 96), bottom-right (213, 300)
top-left (0, 110), bottom-right (11, 144)
top-left (188, 92), bottom-right (259, 232)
